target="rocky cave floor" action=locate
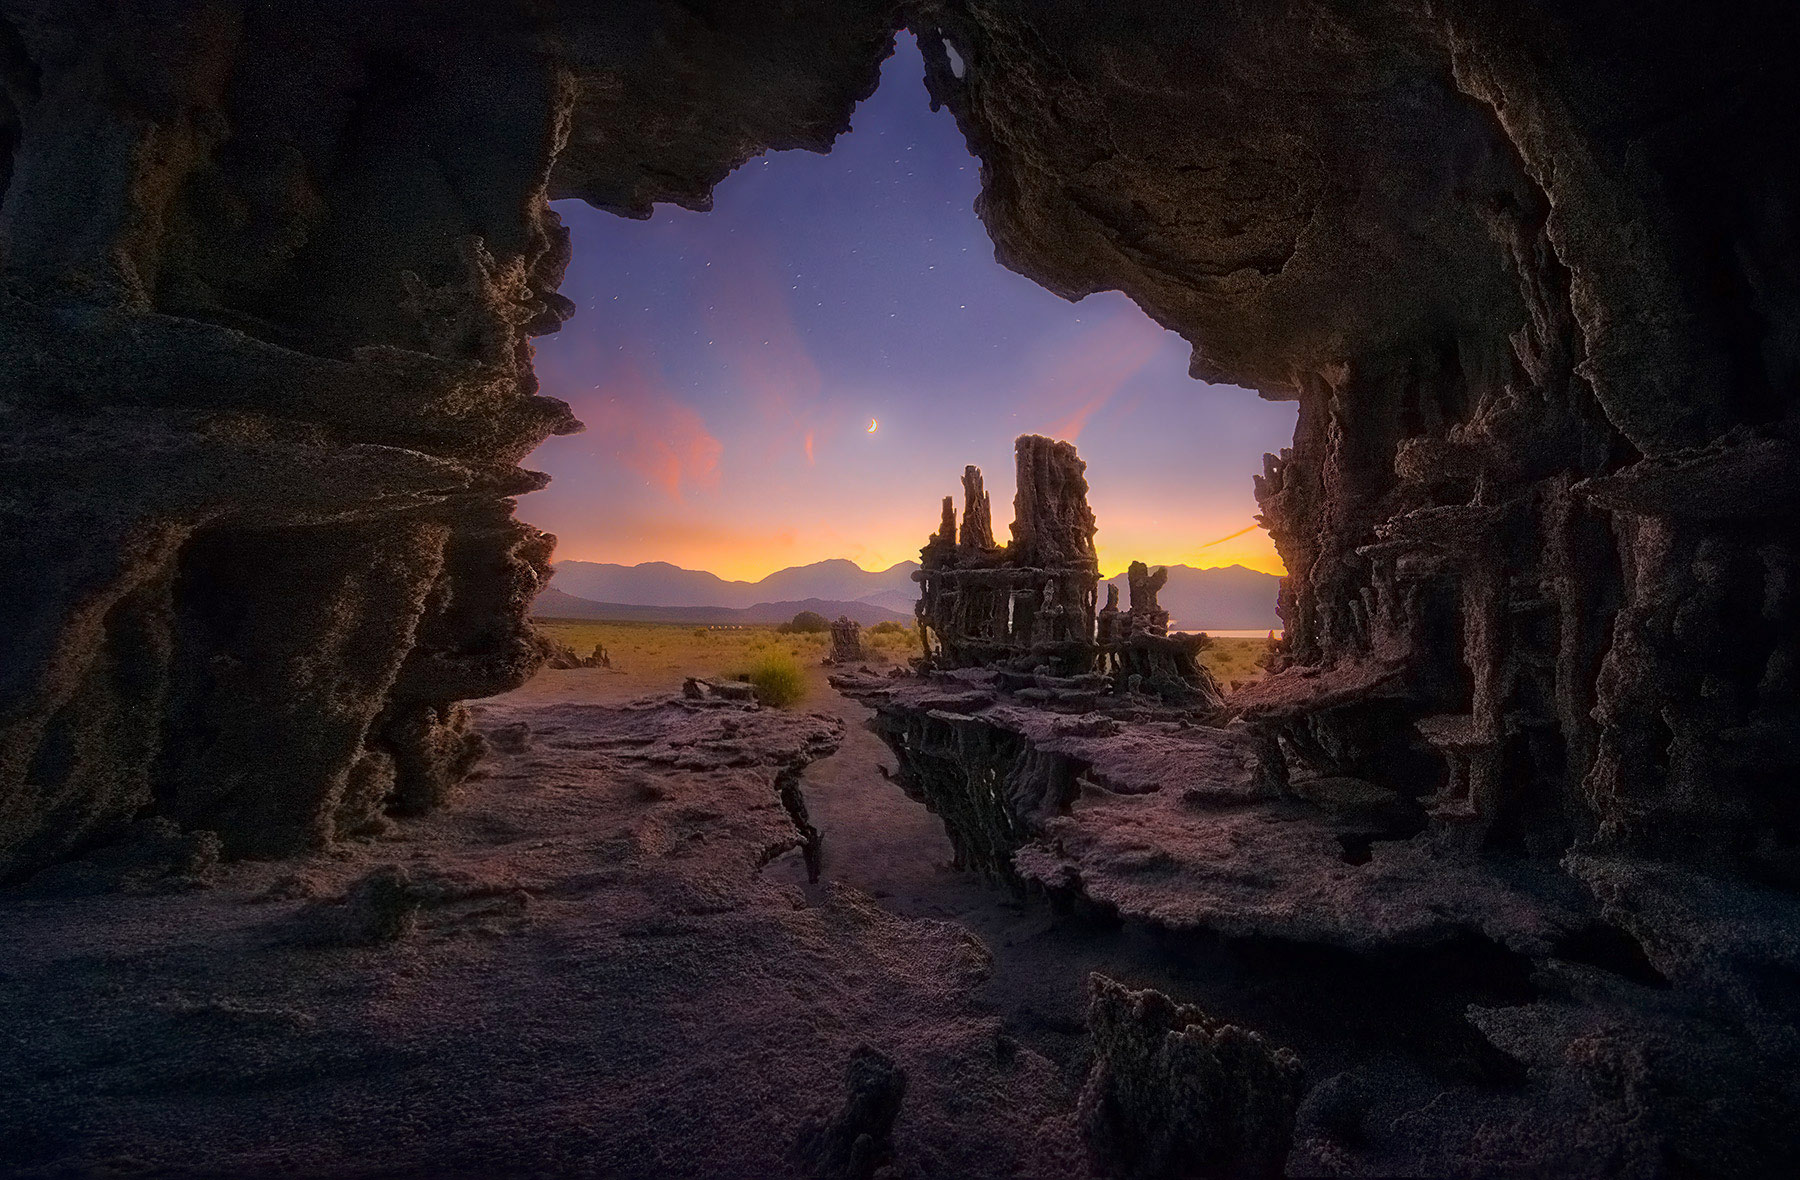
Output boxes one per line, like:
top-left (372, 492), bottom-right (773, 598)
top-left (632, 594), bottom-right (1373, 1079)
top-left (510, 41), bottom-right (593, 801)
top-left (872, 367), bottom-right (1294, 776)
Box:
top-left (4, 664), bottom-right (1795, 1178)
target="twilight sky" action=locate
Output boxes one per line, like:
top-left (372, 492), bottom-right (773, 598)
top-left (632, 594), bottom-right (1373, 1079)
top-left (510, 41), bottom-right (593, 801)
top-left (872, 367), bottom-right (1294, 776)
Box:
top-left (524, 34), bottom-right (1296, 582)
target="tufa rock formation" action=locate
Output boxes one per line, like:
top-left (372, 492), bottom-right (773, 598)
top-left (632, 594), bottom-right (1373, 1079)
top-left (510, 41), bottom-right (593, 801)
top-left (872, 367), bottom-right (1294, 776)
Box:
top-left (794, 1045), bottom-right (909, 1180)
top-left (0, 0), bottom-right (1789, 902)
top-left (9, 0), bottom-right (1788, 900)
top-left (541, 636), bottom-right (610, 670)
top-left (913, 435), bottom-right (1220, 705)
top-left (849, 5), bottom-right (1799, 1168)
top-left (910, 0), bottom-right (1800, 878)
top-left (293, 864), bottom-right (426, 947)
top-left (915, 435), bottom-right (1102, 676)
top-left (1097, 563), bottom-right (1220, 705)
top-left (827, 616), bottom-right (866, 665)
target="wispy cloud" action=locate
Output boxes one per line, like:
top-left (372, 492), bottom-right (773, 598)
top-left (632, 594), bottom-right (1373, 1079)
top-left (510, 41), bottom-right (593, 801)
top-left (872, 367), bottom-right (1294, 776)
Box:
top-left (1195, 523), bottom-right (1261, 549)
top-left (544, 343), bottom-right (722, 502)
top-left (1031, 310), bottom-right (1168, 441)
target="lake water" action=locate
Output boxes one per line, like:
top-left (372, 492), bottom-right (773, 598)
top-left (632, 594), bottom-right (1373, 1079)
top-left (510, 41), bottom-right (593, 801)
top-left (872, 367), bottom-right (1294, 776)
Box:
top-left (1175, 629), bottom-right (1283, 639)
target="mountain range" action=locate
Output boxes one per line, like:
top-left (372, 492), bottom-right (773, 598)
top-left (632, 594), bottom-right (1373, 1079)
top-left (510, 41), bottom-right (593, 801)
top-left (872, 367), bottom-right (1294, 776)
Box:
top-left (550, 558), bottom-right (921, 611)
top-left (532, 588), bottom-right (909, 627)
top-left (1100, 564), bottom-right (1282, 632)
top-left (540, 558), bottom-right (1281, 631)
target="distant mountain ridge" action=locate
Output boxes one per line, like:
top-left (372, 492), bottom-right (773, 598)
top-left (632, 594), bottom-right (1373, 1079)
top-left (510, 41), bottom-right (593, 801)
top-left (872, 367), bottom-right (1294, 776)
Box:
top-left (544, 558), bottom-right (1280, 632)
top-left (533, 587), bottom-right (908, 627)
top-left (550, 558), bottom-right (920, 610)
top-left (1102, 564), bottom-right (1281, 632)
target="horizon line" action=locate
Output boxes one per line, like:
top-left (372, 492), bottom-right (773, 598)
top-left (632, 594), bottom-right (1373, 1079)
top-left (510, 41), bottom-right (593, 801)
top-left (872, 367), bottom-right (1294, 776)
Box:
top-left (552, 555), bottom-right (1283, 580)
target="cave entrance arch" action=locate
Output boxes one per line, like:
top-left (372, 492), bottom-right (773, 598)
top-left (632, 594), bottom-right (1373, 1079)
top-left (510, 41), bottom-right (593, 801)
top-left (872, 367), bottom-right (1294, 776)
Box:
top-left (524, 33), bottom-right (1294, 640)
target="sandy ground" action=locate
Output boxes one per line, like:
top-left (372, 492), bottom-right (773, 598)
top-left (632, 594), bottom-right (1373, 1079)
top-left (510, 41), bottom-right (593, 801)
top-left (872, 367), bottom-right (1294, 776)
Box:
top-left (502, 644), bottom-right (992, 923)
top-left (0, 638), bottom-right (1091, 1177)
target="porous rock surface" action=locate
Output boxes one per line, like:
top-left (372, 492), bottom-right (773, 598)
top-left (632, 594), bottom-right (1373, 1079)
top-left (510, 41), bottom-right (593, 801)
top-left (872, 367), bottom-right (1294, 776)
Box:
top-left (836, 668), bottom-right (1582, 954)
top-left (887, 3), bottom-right (1798, 1169)
top-left (1080, 974), bottom-right (1304, 1180)
top-left (794, 1044), bottom-right (909, 1180)
top-left (841, 653), bottom-right (1800, 1172)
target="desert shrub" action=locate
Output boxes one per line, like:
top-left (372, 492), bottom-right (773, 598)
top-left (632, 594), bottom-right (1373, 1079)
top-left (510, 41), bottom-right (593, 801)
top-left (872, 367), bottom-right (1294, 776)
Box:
top-left (733, 651), bottom-right (807, 707)
top-left (785, 610), bottom-right (830, 634)
top-left (692, 627), bottom-right (709, 638)
top-left (868, 620), bottom-right (908, 635)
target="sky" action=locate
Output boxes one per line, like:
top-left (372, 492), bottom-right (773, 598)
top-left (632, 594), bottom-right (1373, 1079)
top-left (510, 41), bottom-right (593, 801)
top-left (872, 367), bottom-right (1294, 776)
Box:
top-left (524, 34), bottom-right (1296, 582)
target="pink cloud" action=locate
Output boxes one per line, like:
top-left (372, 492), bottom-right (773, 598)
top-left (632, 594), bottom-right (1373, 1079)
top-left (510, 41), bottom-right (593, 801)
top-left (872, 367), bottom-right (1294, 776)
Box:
top-left (1034, 311), bottom-right (1168, 440)
top-left (548, 345), bottom-right (721, 503)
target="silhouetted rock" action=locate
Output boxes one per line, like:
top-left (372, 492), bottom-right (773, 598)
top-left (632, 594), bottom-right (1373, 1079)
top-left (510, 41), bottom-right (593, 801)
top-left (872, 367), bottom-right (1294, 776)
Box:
top-left (795, 1045), bottom-right (908, 1180)
top-left (295, 866), bottom-right (425, 947)
top-left (914, 435), bottom-right (1100, 676)
top-left (1100, 565), bottom-right (1282, 632)
top-left (1080, 974), bottom-right (1303, 1179)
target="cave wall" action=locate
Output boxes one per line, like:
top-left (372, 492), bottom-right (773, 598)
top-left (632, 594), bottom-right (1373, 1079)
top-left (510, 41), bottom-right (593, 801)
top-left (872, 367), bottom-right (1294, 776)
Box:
top-left (910, 0), bottom-right (1800, 878)
top-left (0, 0), bottom-right (899, 879)
top-left (3, 0), bottom-right (1796, 888)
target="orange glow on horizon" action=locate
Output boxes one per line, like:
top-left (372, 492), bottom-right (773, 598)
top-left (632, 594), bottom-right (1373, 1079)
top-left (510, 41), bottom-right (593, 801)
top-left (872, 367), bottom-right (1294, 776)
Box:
top-left (551, 521), bottom-right (1287, 583)
top-left (1095, 524), bottom-right (1286, 580)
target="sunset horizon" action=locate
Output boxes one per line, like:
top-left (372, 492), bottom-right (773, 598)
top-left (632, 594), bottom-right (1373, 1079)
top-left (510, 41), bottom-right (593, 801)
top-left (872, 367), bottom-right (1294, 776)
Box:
top-left (548, 547), bottom-right (1287, 585)
top-left (543, 463), bottom-right (1290, 583)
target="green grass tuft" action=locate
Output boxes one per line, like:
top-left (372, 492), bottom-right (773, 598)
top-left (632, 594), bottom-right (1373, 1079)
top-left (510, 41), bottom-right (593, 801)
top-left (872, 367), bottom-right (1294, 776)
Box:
top-left (731, 651), bottom-right (807, 708)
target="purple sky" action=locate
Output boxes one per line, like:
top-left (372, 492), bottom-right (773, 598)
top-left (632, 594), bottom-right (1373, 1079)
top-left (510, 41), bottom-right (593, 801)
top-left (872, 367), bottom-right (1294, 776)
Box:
top-left (523, 34), bottom-right (1296, 580)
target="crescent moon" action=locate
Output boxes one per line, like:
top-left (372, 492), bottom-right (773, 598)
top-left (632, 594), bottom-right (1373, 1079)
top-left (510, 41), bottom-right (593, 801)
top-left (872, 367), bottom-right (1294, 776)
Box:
top-left (867, 418), bottom-right (879, 434)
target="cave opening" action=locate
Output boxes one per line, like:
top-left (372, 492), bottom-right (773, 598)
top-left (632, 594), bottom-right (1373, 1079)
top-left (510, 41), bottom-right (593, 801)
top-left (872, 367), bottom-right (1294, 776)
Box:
top-left (5, 4), bottom-right (1800, 1175)
top-left (521, 33), bottom-right (1296, 628)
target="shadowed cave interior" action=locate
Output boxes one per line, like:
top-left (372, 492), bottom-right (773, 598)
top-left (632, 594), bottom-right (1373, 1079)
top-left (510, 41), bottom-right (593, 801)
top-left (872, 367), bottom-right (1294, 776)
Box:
top-left (3, 2), bottom-right (1800, 1177)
